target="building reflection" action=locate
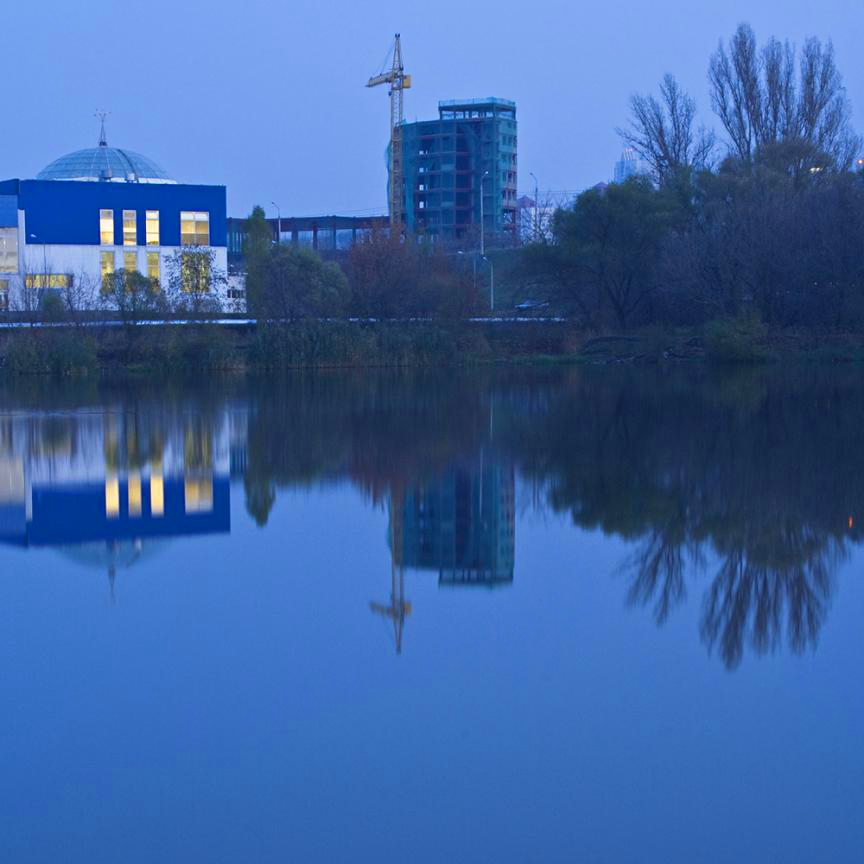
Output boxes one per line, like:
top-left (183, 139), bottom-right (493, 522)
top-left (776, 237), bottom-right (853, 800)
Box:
top-left (373, 455), bottom-right (515, 654)
top-left (390, 456), bottom-right (515, 587)
top-left (0, 407), bottom-right (240, 589)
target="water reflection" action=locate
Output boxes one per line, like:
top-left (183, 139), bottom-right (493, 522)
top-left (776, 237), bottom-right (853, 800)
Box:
top-left (0, 403), bottom-right (238, 593)
top-left (0, 366), bottom-right (860, 667)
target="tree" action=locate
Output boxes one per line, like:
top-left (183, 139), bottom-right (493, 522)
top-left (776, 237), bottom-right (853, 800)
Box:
top-left (100, 268), bottom-right (165, 325)
top-left (243, 205), bottom-right (273, 316)
top-left (551, 179), bottom-right (681, 329)
top-left (708, 24), bottom-right (861, 169)
top-left (164, 248), bottom-right (225, 319)
top-left (618, 74), bottom-right (715, 183)
top-left (259, 245), bottom-right (350, 321)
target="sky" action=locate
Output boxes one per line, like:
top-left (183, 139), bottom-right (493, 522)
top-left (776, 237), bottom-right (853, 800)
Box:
top-left (2, 0), bottom-right (862, 218)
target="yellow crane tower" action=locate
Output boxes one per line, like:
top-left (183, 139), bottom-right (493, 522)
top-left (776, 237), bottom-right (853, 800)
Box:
top-left (366, 34), bottom-right (411, 229)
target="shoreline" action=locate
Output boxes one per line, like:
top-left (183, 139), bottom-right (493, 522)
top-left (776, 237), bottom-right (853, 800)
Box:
top-left (0, 320), bottom-right (863, 375)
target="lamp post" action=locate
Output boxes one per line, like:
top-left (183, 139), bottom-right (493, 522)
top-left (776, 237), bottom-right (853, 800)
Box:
top-left (482, 256), bottom-right (494, 314)
top-left (479, 170), bottom-right (489, 256)
top-left (529, 171), bottom-right (539, 241)
top-left (271, 201), bottom-right (281, 245)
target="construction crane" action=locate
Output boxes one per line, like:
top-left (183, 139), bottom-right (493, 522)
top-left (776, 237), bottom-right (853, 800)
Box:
top-left (370, 491), bottom-right (412, 654)
top-left (366, 34), bottom-right (411, 230)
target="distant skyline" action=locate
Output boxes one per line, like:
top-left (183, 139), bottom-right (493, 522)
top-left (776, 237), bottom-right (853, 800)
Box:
top-left (3, 0), bottom-right (862, 218)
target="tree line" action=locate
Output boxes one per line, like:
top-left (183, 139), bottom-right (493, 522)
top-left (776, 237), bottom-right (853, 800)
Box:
top-left (523, 23), bottom-right (864, 330)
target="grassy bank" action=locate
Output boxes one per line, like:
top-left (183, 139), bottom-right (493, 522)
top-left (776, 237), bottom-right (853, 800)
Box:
top-left (0, 319), bottom-right (862, 375)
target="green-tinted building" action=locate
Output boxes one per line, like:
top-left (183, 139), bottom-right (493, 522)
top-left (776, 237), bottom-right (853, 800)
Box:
top-left (395, 98), bottom-right (518, 244)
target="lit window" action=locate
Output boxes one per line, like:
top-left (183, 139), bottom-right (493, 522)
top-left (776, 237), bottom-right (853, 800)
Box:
top-left (181, 251), bottom-right (210, 293)
top-left (123, 251), bottom-right (137, 273)
top-left (100, 209), bottom-right (114, 245)
top-left (101, 251), bottom-right (114, 291)
top-left (145, 211), bottom-right (159, 246)
top-left (128, 471), bottom-right (142, 517)
top-left (25, 274), bottom-right (70, 290)
top-left (180, 211), bottom-right (210, 246)
top-left (123, 210), bottom-right (137, 246)
top-left (147, 251), bottom-right (160, 285)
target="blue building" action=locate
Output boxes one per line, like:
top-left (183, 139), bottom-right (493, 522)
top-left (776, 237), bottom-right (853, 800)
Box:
top-left (0, 131), bottom-right (227, 310)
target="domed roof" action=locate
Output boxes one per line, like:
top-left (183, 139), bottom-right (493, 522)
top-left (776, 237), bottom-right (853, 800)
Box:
top-left (37, 144), bottom-right (176, 184)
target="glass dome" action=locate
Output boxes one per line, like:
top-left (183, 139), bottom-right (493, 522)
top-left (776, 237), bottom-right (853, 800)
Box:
top-left (37, 146), bottom-right (176, 184)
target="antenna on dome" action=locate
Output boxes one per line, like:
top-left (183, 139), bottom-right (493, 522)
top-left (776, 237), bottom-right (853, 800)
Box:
top-left (95, 110), bottom-right (110, 147)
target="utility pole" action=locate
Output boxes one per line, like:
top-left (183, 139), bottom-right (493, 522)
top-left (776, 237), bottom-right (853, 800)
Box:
top-left (529, 171), bottom-right (539, 242)
top-left (271, 201), bottom-right (281, 245)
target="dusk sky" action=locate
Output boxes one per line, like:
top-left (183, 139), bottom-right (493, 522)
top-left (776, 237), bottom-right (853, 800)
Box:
top-left (3, 0), bottom-right (861, 217)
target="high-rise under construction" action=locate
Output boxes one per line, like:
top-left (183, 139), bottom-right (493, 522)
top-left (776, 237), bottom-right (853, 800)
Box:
top-left (392, 98), bottom-right (518, 244)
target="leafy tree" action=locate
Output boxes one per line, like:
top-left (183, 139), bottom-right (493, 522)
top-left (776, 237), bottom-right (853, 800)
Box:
top-left (243, 205), bottom-right (273, 316)
top-left (259, 245), bottom-right (349, 320)
top-left (100, 269), bottom-right (165, 325)
top-left (552, 179), bottom-right (682, 329)
top-left (164, 248), bottom-right (224, 319)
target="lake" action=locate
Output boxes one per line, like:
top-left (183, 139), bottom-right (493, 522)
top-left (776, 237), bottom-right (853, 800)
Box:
top-left (0, 366), bottom-right (861, 862)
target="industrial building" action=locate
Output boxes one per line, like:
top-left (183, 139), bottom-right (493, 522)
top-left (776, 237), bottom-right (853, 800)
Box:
top-left (0, 129), bottom-right (227, 311)
top-left (396, 98), bottom-right (518, 244)
top-left (226, 213), bottom-right (388, 264)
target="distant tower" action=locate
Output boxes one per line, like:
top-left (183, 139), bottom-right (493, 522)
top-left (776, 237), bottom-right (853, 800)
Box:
top-left (613, 147), bottom-right (639, 183)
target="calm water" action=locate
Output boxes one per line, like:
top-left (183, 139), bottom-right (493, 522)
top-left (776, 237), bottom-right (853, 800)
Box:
top-left (0, 366), bottom-right (861, 863)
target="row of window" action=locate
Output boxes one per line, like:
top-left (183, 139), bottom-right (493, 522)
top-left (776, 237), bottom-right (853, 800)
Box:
top-left (99, 209), bottom-right (210, 247)
top-left (101, 250), bottom-right (161, 285)
top-left (100, 250), bottom-right (210, 293)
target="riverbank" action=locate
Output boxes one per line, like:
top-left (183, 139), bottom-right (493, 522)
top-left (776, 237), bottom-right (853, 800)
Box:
top-left (0, 319), bottom-right (862, 374)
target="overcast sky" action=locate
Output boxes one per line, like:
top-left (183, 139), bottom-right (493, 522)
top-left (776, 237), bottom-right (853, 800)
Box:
top-left (3, 0), bottom-right (861, 217)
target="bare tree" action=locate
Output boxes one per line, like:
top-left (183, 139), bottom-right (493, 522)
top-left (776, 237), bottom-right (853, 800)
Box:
top-left (618, 74), bottom-right (715, 183)
top-left (709, 23), bottom-right (861, 168)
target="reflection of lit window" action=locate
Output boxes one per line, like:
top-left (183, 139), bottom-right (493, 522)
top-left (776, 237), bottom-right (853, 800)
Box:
top-left (146, 211), bottom-right (159, 246)
top-left (184, 475), bottom-right (213, 513)
top-left (128, 471), bottom-right (142, 516)
top-left (123, 251), bottom-right (137, 273)
top-left (147, 251), bottom-right (160, 284)
top-left (100, 209), bottom-right (114, 245)
top-left (180, 211), bottom-right (210, 246)
top-left (150, 460), bottom-right (164, 516)
top-left (101, 252), bottom-right (114, 291)
top-left (105, 473), bottom-right (120, 518)
top-left (123, 210), bottom-right (136, 246)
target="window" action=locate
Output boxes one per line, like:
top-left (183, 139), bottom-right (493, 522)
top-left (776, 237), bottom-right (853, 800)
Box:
top-left (25, 274), bottom-right (70, 290)
top-left (101, 251), bottom-right (114, 291)
top-left (0, 228), bottom-right (18, 274)
top-left (0, 279), bottom-right (8, 311)
top-left (180, 211), bottom-right (210, 246)
top-left (123, 251), bottom-right (137, 273)
top-left (147, 251), bottom-right (160, 284)
top-left (145, 210), bottom-right (159, 245)
top-left (181, 251), bottom-right (210, 293)
top-left (100, 209), bottom-right (114, 245)
top-left (123, 210), bottom-right (137, 246)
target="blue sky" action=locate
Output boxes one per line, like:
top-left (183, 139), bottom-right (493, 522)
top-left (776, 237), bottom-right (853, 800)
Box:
top-left (3, 0), bottom-right (861, 217)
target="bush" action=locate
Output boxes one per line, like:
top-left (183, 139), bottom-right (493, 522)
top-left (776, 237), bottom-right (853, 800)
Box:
top-left (704, 315), bottom-right (773, 363)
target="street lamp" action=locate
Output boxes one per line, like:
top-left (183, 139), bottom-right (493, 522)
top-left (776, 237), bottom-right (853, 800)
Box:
top-left (271, 201), bottom-right (281, 245)
top-left (482, 256), bottom-right (494, 314)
